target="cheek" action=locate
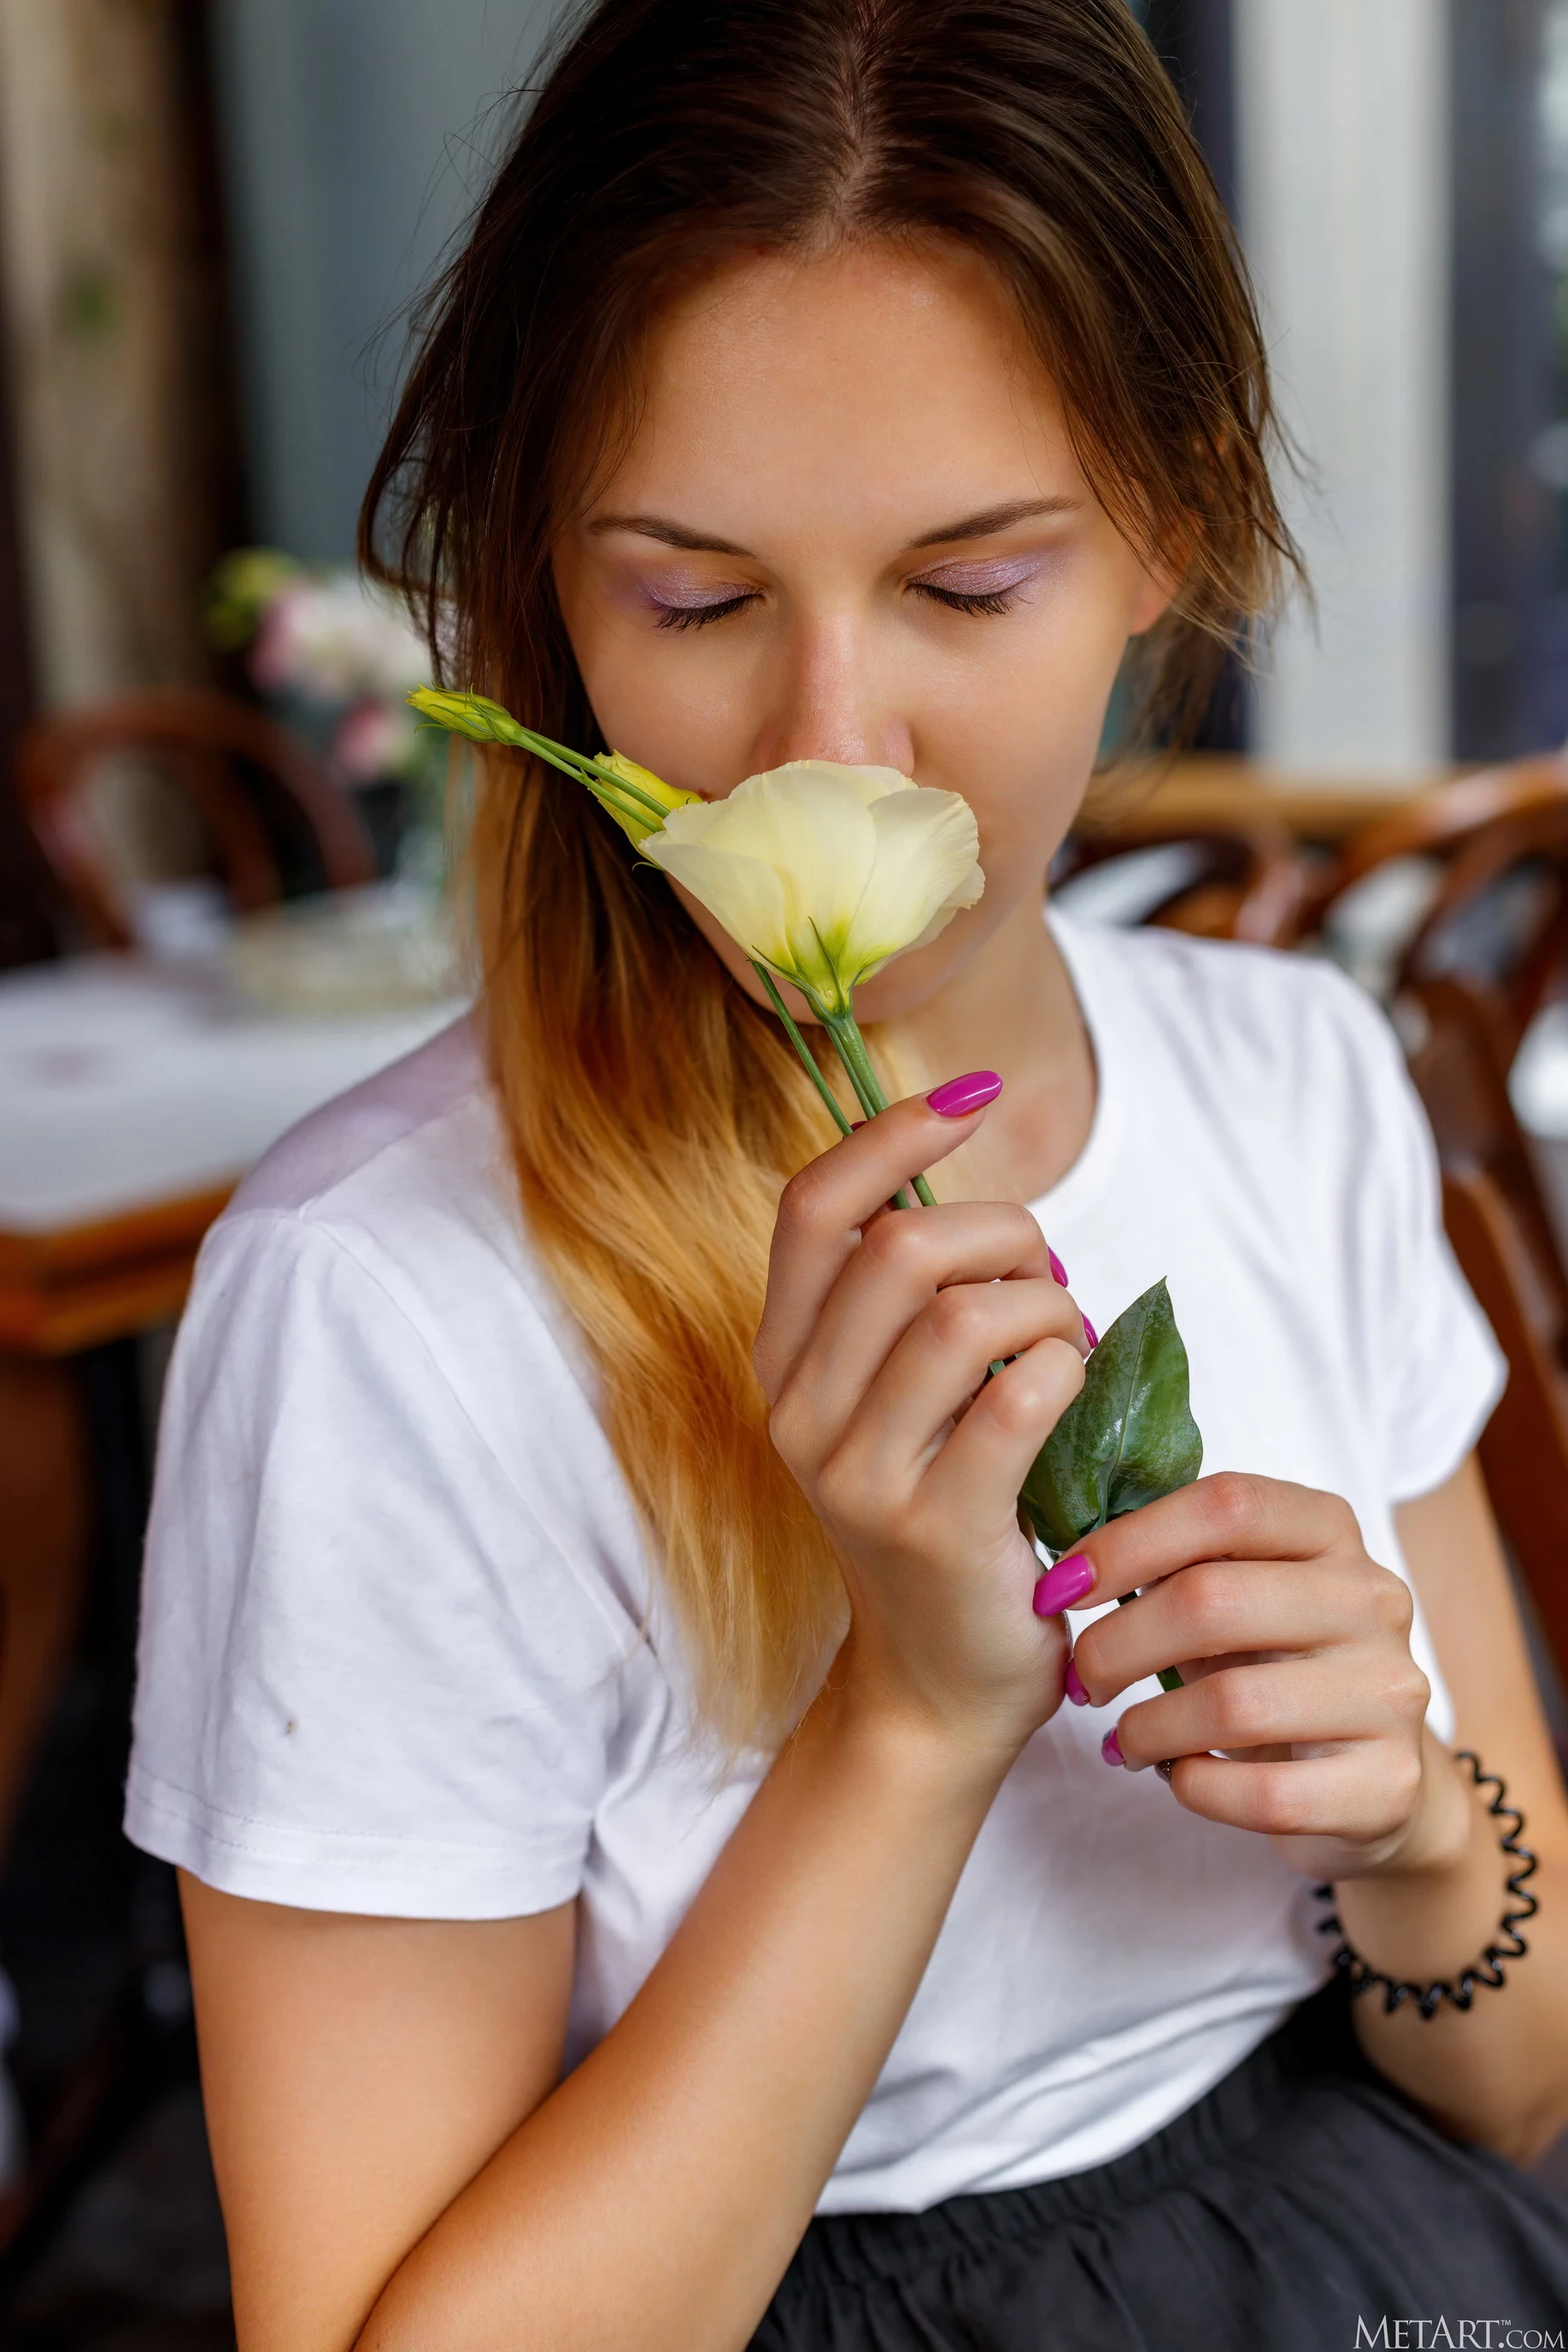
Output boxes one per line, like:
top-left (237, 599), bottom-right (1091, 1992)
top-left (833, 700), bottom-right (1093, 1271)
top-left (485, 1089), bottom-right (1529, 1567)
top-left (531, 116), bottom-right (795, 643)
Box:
top-left (559, 603), bottom-right (761, 792)
top-left (919, 556), bottom-right (1142, 766)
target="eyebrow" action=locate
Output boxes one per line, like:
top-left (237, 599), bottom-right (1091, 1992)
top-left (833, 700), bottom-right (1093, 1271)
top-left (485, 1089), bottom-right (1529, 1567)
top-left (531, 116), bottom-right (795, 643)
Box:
top-left (904, 496), bottom-right (1081, 550)
top-left (586, 494), bottom-right (1081, 560)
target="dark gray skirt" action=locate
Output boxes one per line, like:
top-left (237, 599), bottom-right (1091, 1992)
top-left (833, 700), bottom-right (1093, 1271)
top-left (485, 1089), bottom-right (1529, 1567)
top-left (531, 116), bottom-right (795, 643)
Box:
top-left (752, 1985), bottom-right (1568, 2351)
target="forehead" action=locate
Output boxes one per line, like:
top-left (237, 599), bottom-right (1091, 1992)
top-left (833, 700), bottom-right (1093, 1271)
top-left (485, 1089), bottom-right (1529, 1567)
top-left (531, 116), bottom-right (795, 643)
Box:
top-left (589, 239), bottom-right (1084, 530)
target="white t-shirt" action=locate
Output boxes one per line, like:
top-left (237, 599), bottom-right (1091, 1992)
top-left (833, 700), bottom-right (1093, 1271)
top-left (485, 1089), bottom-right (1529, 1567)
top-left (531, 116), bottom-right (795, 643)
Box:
top-left (126, 916), bottom-right (1504, 2213)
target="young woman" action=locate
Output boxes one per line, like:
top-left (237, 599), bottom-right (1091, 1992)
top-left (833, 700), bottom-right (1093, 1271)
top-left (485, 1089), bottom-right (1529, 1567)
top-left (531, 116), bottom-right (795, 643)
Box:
top-left (129, 3), bottom-right (1568, 2346)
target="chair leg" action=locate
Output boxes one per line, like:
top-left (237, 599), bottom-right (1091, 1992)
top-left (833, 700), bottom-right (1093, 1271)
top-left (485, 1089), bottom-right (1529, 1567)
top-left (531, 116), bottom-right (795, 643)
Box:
top-left (0, 1356), bottom-right (88, 1862)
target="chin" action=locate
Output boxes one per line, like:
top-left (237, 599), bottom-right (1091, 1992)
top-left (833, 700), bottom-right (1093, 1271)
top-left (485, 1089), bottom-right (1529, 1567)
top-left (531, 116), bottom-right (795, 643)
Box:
top-left (708, 902), bottom-right (1013, 1028)
top-left (850, 950), bottom-right (964, 1025)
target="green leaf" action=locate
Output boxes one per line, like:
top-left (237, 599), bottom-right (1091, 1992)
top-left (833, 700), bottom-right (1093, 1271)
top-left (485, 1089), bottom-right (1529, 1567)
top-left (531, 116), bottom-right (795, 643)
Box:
top-left (1019, 1278), bottom-right (1202, 1555)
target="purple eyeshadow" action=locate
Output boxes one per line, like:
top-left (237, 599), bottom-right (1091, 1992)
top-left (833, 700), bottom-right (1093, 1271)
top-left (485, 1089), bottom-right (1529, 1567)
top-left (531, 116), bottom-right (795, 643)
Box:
top-left (913, 554), bottom-right (1047, 597)
top-left (637, 575), bottom-right (753, 615)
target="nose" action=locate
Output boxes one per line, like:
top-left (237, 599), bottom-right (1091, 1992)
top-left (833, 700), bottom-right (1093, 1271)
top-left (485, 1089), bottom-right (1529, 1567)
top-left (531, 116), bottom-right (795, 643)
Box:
top-left (746, 609), bottom-right (915, 776)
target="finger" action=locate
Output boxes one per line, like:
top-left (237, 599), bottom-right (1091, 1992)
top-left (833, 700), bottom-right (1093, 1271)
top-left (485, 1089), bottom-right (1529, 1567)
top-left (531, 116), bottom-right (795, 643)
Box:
top-left (1110, 1650), bottom-right (1430, 1774)
top-left (755, 1083), bottom-right (1004, 1397)
top-left (917, 1335), bottom-right (1087, 1519)
top-left (773, 1204), bottom-right (1057, 1461)
top-left (1072, 1551), bottom-right (1414, 1704)
top-left (1151, 1744), bottom-right (1424, 1843)
top-left (1066, 1473), bottom-right (1362, 1608)
top-left (819, 1283), bottom-right (1085, 1493)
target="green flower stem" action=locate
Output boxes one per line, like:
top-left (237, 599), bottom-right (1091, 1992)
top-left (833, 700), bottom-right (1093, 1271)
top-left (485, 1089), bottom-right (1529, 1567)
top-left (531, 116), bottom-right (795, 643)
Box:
top-left (514, 728), bottom-right (671, 826)
top-left (819, 1011), bottom-right (881, 1118)
top-left (503, 727), bottom-right (667, 831)
top-left (751, 965), bottom-right (854, 1138)
top-left (821, 1013), bottom-right (938, 1211)
top-left (421, 707), bottom-right (668, 834)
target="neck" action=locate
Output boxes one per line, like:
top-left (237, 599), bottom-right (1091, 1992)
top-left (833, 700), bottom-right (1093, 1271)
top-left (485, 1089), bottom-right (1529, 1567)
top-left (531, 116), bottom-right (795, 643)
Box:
top-left (879, 889), bottom-right (1095, 1206)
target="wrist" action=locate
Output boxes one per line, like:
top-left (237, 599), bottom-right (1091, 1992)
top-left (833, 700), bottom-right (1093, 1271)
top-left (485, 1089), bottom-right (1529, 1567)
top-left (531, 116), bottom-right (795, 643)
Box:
top-left (1359, 1734), bottom-right (1477, 1884)
top-left (1329, 1741), bottom-right (1525, 1993)
top-left (808, 1645), bottom-right (1028, 1812)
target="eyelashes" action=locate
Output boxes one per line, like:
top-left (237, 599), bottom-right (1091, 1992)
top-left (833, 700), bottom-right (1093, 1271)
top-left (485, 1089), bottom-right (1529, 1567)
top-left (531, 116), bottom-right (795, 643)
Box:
top-left (643, 573), bottom-right (1034, 630)
top-left (913, 556), bottom-right (1047, 617)
top-left (653, 591), bottom-right (758, 632)
top-left (913, 582), bottom-right (1019, 617)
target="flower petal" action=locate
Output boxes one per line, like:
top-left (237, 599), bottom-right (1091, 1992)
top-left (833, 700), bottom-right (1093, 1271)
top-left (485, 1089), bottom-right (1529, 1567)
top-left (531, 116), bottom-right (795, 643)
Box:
top-left (649, 757), bottom-right (984, 1008)
top-left (759, 759), bottom-right (913, 808)
top-left (839, 786), bottom-right (984, 983)
top-left (641, 835), bottom-right (808, 978)
top-left (654, 767), bottom-right (881, 996)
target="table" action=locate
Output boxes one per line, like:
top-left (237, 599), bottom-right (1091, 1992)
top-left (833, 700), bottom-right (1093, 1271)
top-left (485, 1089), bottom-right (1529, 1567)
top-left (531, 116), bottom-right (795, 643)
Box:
top-left (0, 944), bottom-right (467, 1873)
top-left (0, 951), bottom-right (463, 1353)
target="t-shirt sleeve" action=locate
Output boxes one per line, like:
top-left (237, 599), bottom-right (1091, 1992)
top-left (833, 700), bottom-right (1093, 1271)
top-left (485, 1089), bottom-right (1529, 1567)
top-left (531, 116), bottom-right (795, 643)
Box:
top-left (1338, 986), bottom-right (1507, 1504)
top-left (126, 1208), bottom-right (626, 1919)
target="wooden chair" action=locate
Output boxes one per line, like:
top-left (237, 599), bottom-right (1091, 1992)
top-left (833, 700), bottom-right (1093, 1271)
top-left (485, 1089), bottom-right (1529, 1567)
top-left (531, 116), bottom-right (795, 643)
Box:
top-left (16, 689), bottom-right (375, 949)
top-left (1395, 973), bottom-right (1568, 1684)
top-left (1441, 1160), bottom-right (1568, 1683)
top-left (1402, 972), bottom-right (1568, 1317)
top-left (1054, 819), bottom-right (1307, 948)
top-left (1316, 757), bottom-right (1568, 1051)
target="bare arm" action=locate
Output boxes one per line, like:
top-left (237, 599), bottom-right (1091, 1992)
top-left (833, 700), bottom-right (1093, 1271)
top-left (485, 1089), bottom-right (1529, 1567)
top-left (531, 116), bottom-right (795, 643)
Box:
top-left (1066, 1456), bottom-right (1568, 2167)
top-left (182, 1890), bottom-right (577, 2349)
top-left (187, 1700), bottom-right (1012, 2352)
top-left (1336, 1455), bottom-right (1568, 2160)
top-left (184, 1089), bottom-right (1088, 2352)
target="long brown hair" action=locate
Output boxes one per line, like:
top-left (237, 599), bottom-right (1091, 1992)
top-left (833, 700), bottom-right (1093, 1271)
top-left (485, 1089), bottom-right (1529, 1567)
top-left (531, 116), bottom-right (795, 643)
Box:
top-left (363, 0), bottom-right (1300, 1744)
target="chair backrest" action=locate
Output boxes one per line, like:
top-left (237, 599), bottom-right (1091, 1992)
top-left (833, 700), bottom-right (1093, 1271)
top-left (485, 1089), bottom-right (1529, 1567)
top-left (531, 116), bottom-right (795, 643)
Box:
top-left (1053, 821), bottom-right (1307, 949)
top-left (1398, 971), bottom-right (1568, 1685)
top-left (17, 689), bottom-right (376, 950)
top-left (1441, 1161), bottom-right (1568, 1684)
top-left (1402, 972), bottom-right (1568, 1333)
top-left (1318, 758), bottom-right (1568, 1053)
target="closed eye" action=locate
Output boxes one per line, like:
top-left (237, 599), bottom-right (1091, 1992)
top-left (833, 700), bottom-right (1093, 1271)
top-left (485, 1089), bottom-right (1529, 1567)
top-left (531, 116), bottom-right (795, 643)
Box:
top-left (652, 591), bottom-right (760, 632)
top-left (907, 554), bottom-right (1046, 619)
top-left (913, 581), bottom-right (1019, 617)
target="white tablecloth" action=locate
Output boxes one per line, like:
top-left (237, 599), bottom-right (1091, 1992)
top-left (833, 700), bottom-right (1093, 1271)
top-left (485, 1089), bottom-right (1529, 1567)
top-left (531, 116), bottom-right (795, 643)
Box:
top-left (0, 954), bottom-right (464, 1235)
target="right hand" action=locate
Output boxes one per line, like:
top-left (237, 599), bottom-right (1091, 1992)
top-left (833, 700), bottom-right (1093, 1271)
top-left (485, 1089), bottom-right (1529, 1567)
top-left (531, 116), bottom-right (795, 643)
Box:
top-left (755, 1083), bottom-right (1093, 1767)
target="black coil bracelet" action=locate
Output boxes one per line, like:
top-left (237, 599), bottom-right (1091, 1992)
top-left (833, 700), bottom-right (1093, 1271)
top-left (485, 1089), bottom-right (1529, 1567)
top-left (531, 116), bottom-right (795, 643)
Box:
top-left (1313, 1751), bottom-right (1539, 2020)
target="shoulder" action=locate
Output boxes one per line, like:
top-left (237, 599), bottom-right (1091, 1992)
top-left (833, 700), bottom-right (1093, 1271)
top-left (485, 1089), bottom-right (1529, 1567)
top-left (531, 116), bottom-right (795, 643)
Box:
top-left (226, 1010), bottom-right (496, 1227)
top-left (197, 1011), bottom-right (586, 1392)
top-left (1054, 913), bottom-right (1406, 1111)
top-left (167, 1014), bottom-right (643, 1631)
top-left (131, 1022), bottom-right (660, 1916)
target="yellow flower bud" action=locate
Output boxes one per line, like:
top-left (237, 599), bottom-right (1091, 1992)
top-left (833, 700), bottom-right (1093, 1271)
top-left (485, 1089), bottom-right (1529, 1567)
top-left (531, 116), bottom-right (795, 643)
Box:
top-left (407, 687), bottom-right (527, 744)
top-left (595, 751), bottom-right (702, 844)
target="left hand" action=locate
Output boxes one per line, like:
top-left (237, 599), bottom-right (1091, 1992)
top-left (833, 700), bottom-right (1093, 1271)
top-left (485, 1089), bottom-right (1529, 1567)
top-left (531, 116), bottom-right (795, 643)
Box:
top-left (1064, 1473), bottom-right (1469, 1885)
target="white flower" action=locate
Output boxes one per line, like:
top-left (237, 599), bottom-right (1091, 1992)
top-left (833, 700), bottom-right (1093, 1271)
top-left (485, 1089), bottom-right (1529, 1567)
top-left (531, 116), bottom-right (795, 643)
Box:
top-left (643, 760), bottom-right (984, 1016)
top-left (253, 575), bottom-right (432, 704)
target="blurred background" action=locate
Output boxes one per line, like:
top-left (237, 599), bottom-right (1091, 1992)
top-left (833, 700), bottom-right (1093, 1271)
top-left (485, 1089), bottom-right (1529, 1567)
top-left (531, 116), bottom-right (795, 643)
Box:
top-left (4, 3), bottom-right (1568, 2343)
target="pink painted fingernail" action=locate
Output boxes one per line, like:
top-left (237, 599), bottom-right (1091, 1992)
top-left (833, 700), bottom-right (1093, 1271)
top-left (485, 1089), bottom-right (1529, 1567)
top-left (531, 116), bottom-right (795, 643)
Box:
top-left (1101, 1727), bottom-right (1124, 1767)
top-left (925, 1070), bottom-right (1002, 1118)
top-left (1065, 1655), bottom-right (1089, 1706)
top-left (1082, 1315), bottom-right (1099, 1350)
top-left (1032, 1554), bottom-right (1095, 1615)
top-left (1048, 1246), bottom-right (1069, 1287)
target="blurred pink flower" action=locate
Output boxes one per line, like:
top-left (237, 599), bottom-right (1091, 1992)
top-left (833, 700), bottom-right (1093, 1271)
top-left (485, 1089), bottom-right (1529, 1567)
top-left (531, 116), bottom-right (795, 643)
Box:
top-left (332, 698), bottom-right (420, 782)
top-left (247, 574), bottom-right (431, 704)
